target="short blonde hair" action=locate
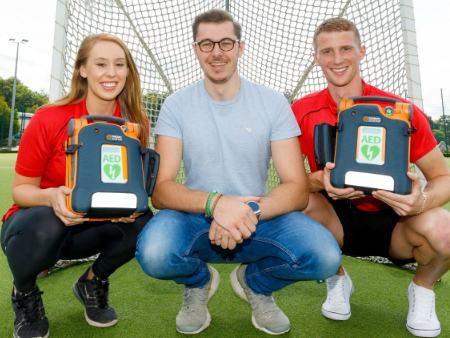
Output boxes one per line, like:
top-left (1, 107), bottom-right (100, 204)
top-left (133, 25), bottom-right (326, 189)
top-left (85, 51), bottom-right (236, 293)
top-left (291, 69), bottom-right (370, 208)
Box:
top-left (313, 18), bottom-right (361, 52)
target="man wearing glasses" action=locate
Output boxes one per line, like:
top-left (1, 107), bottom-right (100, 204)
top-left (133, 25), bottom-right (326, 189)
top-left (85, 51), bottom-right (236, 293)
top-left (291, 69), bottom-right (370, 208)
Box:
top-left (136, 9), bottom-right (341, 335)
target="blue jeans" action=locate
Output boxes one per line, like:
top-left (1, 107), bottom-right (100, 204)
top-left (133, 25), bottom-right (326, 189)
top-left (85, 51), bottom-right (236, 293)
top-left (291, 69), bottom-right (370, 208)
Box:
top-left (136, 210), bottom-right (341, 295)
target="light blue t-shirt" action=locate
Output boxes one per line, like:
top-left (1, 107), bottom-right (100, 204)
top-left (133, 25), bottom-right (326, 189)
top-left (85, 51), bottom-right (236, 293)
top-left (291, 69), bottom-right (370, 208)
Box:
top-left (155, 77), bottom-right (301, 197)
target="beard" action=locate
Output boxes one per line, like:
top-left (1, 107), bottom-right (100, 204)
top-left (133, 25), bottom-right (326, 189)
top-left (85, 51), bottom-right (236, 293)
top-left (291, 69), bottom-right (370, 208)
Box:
top-left (206, 74), bottom-right (231, 84)
top-left (204, 60), bottom-right (238, 85)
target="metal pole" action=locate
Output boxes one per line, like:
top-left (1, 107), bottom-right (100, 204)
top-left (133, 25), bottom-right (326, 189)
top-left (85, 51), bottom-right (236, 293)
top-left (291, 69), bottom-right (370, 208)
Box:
top-left (226, 0), bottom-right (230, 12)
top-left (50, 0), bottom-right (69, 102)
top-left (8, 42), bottom-right (20, 150)
top-left (441, 88), bottom-right (448, 151)
top-left (21, 109), bottom-right (25, 133)
top-left (400, 0), bottom-right (424, 110)
top-left (1, 105), bottom-right (5, 148)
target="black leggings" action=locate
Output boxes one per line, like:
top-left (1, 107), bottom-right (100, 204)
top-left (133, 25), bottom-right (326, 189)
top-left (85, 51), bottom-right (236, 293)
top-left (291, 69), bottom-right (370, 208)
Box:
top-left (1, 206), bottom-right (152, 292)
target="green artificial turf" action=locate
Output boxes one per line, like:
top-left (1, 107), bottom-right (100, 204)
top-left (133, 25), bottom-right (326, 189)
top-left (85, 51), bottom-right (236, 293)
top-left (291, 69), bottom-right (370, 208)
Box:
top-left (1, 153), bottom-right (449, 337)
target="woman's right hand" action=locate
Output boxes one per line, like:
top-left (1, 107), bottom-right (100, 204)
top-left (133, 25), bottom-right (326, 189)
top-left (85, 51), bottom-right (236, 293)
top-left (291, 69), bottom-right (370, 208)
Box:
top-left (49, 186), bottom-right (89, 226)
top-left (12, 173), bottom-right (89, 226)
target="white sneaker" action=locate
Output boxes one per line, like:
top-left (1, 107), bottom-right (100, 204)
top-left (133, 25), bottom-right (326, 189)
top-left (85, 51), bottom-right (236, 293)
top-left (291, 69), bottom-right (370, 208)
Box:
top-left (321, 268), bottom-right (353, 321)
top-left (406, 282), bottom-right (441, 337)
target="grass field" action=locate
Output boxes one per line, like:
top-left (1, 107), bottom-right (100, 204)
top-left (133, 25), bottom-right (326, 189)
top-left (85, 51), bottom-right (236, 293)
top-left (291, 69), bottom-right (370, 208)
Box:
top-left (1, 153), bottom-right (450, 338)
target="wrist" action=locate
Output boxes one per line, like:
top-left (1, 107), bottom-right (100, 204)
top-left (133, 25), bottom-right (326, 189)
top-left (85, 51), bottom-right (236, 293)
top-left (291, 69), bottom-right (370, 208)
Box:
top-left (205, 191), bottom-right (218, 218)
top-left (309, 170), bottom-right (325, 192)
top-left (46, 187), bottom-right (61, 207)
top-left (319, 170), bottom-right (325, 187)
top-left (416, 192), bottom-right (427, 215)
top-left (211, 193), bottom-right (224, 218)
top-left (246, 201), bottom-right (261, 220)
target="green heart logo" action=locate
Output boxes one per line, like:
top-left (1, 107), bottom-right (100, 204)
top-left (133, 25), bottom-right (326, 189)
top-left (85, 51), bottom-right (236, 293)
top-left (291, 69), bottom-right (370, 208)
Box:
top-left (104, 164), bottom-right (121, 180)
top-left (361, 145), bottom-right (380, 161)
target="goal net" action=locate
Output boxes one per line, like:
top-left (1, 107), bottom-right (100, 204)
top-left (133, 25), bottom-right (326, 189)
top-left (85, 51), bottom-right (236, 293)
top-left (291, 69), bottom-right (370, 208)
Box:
top-left (49, 0), bottom-right (420, 271)
top-left (54, 0), bottom-right (420, 138)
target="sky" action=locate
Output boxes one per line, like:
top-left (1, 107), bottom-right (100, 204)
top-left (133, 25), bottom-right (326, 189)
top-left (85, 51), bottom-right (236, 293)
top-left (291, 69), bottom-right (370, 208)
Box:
top-left (0, 0), bottom-right (449, 120)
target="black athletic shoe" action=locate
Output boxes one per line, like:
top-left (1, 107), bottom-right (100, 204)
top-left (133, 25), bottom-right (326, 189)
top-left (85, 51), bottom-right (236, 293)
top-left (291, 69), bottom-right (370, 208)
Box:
top-left (73, 275), bottom-right (118, 327)
top-left (11, 285), bottom-right (49, 338)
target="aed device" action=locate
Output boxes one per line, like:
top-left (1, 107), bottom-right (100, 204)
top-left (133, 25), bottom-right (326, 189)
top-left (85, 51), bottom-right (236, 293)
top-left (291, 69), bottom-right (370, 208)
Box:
top-left (330, 96), bottom-right (413, 195)
top-left (65, 115), bottom-right (159, 220)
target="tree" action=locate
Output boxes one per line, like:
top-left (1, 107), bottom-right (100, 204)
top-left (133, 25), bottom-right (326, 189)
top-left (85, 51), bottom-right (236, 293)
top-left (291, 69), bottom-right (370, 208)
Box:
top-left (0, 96), bottom-right (20, 145)
top-left (144, 91), bottom-right (170, 129)
top-left (26, 104), bottom-right (39, 114)
top-left (432, 115), bottom-right (450, 145)
top-left (432, 129), bottom-right (445, 144)
top-left (0, 77), bottom-right (48, 112)
top-left (433, 115), bottom-right (450, 132)
top-left (427, 115), bottom-right (434, 130)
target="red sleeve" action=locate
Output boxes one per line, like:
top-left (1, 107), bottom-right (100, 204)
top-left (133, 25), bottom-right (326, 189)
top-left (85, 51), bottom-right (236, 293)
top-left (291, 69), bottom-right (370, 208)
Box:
top-left (409, 105), bottom-right (437, 163)
top-left (15, 114), bottom-right (51, 177)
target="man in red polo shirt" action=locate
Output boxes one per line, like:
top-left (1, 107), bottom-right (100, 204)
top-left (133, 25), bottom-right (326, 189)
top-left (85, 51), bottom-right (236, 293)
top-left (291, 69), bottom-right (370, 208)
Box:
top-left (292, 18), bottom-right (450, 337)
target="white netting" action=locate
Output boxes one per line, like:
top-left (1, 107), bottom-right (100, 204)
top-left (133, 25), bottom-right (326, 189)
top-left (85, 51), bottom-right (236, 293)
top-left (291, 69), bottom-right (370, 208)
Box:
top-left (62, 0), bottom-right (409, 149)
top-left (54, 0), bottom-right (414, 270)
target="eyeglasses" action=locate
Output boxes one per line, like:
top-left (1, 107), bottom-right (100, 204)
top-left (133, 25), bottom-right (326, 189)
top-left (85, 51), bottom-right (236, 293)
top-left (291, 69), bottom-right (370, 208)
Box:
top-left (194, 38), bottom-right (240, 52)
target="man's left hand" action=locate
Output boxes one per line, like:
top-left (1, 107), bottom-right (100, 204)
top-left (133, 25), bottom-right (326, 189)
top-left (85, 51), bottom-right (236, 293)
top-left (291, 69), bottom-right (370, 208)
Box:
top-left (209, 220), bottom-right (241, 250)
top-left (372, 172), bottom-right (424, 216)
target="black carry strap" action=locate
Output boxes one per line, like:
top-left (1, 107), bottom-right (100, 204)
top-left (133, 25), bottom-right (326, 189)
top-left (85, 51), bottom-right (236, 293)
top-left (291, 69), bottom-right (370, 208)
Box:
top-left (314, 123), bottom-right (336, 168)
top-left (65, 143), bottom-right (83, 155)
top-left (141, 146), bottom-right (160, 196)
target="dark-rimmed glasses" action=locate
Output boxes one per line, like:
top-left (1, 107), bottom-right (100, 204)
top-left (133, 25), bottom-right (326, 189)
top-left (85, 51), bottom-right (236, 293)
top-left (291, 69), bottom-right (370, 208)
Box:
top-left (194, 38), bottom-right (240, 52)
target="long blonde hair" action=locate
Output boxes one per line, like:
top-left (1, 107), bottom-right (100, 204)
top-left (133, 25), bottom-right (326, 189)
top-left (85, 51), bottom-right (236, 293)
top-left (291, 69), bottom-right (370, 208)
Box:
top-left (46, 33), bottom-right (148, 147)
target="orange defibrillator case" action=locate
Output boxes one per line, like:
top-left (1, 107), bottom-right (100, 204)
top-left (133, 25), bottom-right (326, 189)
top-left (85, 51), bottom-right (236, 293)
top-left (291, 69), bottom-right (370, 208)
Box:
top-left (65, 115), bottom-right (159, 220)
top-left (330, 96), bottom-right (413, 195)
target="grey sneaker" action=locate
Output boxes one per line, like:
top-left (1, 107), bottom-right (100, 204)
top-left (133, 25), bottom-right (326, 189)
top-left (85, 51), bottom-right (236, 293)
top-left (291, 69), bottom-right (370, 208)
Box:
top-left (176, 265), bottom-right (220, 335)
top-left (230, 264), bottom-right (290, 335)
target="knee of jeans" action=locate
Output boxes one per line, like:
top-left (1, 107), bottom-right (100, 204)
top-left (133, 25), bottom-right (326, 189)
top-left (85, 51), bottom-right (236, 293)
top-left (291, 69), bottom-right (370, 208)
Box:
top-left (313, 245), bottom-right (342, 280)
top-left (136, 230), bottom-right (185, 280)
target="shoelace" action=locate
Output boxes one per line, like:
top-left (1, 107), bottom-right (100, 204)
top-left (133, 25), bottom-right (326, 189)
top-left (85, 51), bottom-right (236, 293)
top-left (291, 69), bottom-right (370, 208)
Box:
top-left (17, 290), bottom-right (45, 325)
top-left (90, 279), bottom-right (110, 309)
top-left (411, 289), bottom-right (436, 320)
top-left (326, 277), bottom-right (346, 304)
top-left (249, 293), bottom-right (277, 312)
top-left (182, 287), bottom-right (207, 307)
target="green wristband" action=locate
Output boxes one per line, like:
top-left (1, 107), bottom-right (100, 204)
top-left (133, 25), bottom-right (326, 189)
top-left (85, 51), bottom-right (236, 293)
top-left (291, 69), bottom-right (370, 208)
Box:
top-left (206, 190), bottom-right (217, 218)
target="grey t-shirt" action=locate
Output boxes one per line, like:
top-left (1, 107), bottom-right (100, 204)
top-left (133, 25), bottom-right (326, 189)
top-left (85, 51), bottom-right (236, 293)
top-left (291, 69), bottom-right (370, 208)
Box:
top-left (155, 77), bottom-right (301, 197)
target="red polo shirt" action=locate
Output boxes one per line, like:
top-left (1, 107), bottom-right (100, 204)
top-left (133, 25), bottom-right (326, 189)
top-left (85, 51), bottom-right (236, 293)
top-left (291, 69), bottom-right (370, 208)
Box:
top-left (292, 79), bottom-right (436, 212)
top-left (2, 99), bottom-right (122, 222)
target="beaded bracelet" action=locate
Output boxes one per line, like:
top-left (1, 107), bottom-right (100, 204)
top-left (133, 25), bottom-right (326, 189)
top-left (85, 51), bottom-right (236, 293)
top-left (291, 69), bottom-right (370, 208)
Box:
top-left (416, 192), bottom-right (427, 215)
top-left (205, 191), bottom-right (217, 218)
top-left (210, 193), bottom-right (224, 218)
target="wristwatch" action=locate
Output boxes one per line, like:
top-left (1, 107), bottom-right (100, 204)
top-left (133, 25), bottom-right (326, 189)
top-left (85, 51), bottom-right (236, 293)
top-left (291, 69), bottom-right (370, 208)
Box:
top-left (246, 201), bottom-right (261, 220)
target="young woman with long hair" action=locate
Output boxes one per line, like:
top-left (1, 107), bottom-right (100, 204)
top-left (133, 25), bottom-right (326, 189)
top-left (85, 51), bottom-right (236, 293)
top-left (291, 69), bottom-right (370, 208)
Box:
top-left (1, 33), bottom-right (152, 338)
